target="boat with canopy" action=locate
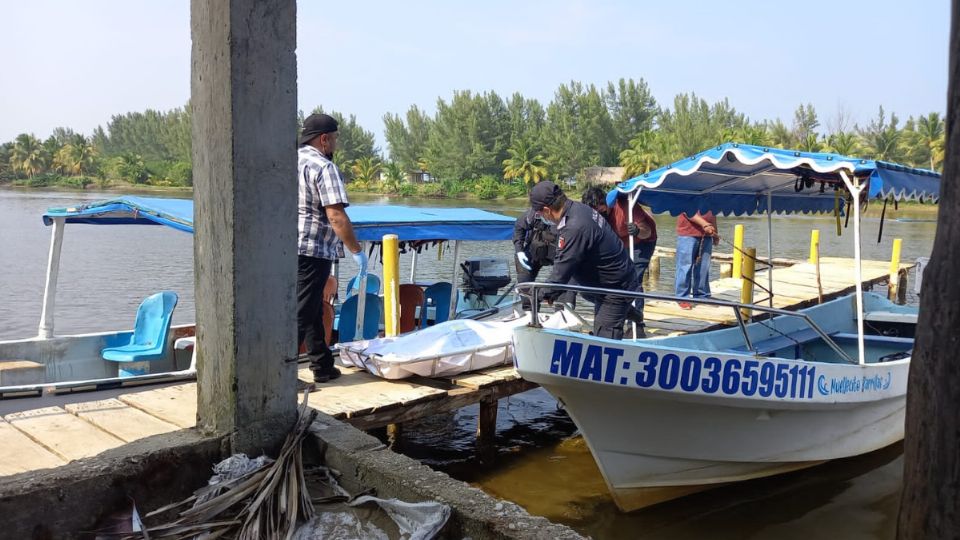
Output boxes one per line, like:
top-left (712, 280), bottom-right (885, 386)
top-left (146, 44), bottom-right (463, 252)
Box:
top-left (0, 197), bottom-right (543, 396)
top-left (511, 142), bottom-right (940, 511)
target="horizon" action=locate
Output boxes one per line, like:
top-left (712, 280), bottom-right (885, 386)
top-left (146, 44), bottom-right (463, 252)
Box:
top-left (1, 1), bottom-right (949, 152)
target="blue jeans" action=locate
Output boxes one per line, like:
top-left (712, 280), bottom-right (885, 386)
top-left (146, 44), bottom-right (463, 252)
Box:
top-left (675, 236), bottom-right (713, 298)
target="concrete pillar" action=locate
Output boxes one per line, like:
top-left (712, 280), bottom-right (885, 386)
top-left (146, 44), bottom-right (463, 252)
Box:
top-left (191, 0), bottom-right (298, 454)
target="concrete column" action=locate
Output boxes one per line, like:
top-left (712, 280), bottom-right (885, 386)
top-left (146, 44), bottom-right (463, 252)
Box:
top-left (191, 0), bottom-right (298, 454)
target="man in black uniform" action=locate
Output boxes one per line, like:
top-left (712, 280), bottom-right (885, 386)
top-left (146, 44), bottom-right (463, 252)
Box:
top-left (529, 181), bottom-right (640, 339)
top-left (513, 208), bottom-right (576, 310)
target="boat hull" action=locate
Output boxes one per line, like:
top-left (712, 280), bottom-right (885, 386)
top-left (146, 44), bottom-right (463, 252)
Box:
top-left (512, 325), bottom-right (909, 511)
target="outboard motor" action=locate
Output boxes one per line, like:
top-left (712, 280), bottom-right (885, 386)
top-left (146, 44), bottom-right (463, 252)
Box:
top-left (460, 258), bottom-right (511, 300)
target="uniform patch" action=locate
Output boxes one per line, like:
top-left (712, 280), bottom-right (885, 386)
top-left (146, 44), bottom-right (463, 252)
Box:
top-left (558, 235), bottom-right (566, 250)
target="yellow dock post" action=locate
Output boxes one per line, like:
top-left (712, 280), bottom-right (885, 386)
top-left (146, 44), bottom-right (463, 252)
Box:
top-left (808, 229), bottom-right (820, 264)
top-left (383, 234), bottom-right (400, 337)
top-left (888, 238), bottom-right (902, 301)
top-left (732, 224), bottom-right (744, 279)
top-left (740, 247), bottom-right (756, 320)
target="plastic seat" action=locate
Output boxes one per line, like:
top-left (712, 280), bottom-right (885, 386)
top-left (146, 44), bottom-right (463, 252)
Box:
top-left (422, 282), bottom-right (454, 328)
top-left (337, 293), bottom-right (383, 342)
top-left (346, 274), bottom-right (381, 297)
top-left (102, 291), bottom-right (179, 376)
top-left (398, 284), bottom-right (426, 333)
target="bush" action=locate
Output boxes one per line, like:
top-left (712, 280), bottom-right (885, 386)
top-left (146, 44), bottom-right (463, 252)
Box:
top-left (396, 183), bottom-right (417, 197)
top-left (416, 182), bottom-right (444, 198)
top-left (473, 175), bottom-right (500, 200)
top-left (498, 181), bottom-right (528, 199)
top-left (440, 178), bottom-right (468, 198)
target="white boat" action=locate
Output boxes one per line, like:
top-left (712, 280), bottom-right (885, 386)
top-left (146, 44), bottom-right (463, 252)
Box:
top-left (512, 143), bottom-right (940, 511)
top-left (0, 197), bottom-right (524, 397)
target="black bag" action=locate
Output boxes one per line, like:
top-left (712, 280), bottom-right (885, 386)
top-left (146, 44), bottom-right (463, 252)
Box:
top-left (529, 221), bottom-right (558, 264)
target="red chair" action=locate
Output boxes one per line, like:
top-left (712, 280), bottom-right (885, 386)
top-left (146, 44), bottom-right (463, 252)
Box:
top-left (398, 284), bottom-right (426, 333)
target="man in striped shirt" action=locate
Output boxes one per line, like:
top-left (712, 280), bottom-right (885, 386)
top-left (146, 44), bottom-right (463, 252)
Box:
top-left (297, 113), bottom-right (368, 383)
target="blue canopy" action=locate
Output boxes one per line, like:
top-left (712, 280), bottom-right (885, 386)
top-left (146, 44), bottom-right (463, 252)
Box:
top-left (43, 197), bottom-right (516, 241)
top-left (612, 142), bottom-right (941, 216)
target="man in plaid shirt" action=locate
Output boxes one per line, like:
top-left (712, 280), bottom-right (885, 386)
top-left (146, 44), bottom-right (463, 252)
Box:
top-left (297, 113), bottom-right (368, 383)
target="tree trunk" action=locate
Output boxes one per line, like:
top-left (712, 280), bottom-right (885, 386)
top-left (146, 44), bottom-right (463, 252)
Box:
top-left (897, 2), bottom-right (960, 537)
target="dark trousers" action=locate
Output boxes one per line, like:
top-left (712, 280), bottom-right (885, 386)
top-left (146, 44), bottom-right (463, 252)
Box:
top-left (632, 240), bottom-right (657, 314)
top-left (516, 258), bottom-right (576, 310)
top-left (297, 255), bottom-right (335, 373)
top-left (594, 293), bottom-right (632, 339)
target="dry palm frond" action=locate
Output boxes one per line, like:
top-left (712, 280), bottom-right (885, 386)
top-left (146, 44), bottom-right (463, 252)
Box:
top-left (119, 389), bottom-right (318, 540)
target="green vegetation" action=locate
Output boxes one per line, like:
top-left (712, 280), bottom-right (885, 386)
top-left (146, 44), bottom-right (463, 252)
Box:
top-left (1, 79), bottom-right (945, 200)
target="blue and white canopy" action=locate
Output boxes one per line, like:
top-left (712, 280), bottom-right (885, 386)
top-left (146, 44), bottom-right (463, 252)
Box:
top-left (43, 197), bottom-right (516, 241)
top-left (611, 143), bottom-right (941, 216)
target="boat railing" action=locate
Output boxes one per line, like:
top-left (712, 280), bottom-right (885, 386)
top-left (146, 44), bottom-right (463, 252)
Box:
top-left (516, 282), bottom-right (858, 365)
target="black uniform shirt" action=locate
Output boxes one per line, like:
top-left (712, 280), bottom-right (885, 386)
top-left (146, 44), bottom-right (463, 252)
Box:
top-left (547, 200), bottom-right (638, 292)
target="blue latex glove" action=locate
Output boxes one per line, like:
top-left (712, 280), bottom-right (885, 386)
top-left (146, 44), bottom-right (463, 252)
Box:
top-left (516, 251), bottom-right (532, 271)
top-left (352, 249), bottom-right (369, 276)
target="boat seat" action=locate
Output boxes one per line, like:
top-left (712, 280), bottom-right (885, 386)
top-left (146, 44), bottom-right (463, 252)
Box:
top-left (398, 284), bottom-right (425, 333)
top-left (337, 293), bottom-right (383, 343)
top-left (727, 327), bottom-right (823, 358)
top-left (831, 332), bottom-right (914, 346)
top-left (346, 274), bottom-right (381, 297)
top-left (102, 291), bottom-right (178, 377)
top-left (422, 282), bottom-right (454, 328)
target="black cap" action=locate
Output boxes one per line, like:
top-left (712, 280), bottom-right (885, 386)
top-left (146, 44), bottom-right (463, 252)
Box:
top-left (299, 113), bottom-right (339, 145)
top-left (529, 181), bottom-right (563, 209)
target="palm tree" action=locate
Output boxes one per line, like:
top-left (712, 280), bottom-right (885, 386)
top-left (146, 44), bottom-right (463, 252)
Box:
top-left (916, 112), bottom-right (945, 170)
top-left (618, 131), bottom-right (660, 179)
top-left (502, 138), bottom-right (549, 189)
top-left (825, 132), bottom-right (860, 157)
top-left (9, 134), bottom-right (46, 177)
top-left (54, 140), bottom-right (99, 176)
top-left (350, 156), bottom-right (381, 186)
top-left (859, 107), bottom-right (905, 163)
top-left (381, 161), bottom-right (407, 193)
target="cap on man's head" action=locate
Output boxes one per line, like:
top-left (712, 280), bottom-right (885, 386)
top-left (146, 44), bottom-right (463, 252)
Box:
top-left (529, 180), bottom-right (564, 209)
top-left (299, 113), bottom-right (339, 146)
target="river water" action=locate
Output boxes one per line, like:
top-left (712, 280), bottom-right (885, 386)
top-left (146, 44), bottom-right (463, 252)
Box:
top-left (0, 189), bottom-right (937, 538)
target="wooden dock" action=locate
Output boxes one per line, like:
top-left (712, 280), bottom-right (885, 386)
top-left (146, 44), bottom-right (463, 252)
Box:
top-left (0, 257), bottom-right (912, 478)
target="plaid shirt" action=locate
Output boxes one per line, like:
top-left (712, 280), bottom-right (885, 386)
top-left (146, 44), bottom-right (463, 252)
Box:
top-left (298, 145), bottom-right (349, 259)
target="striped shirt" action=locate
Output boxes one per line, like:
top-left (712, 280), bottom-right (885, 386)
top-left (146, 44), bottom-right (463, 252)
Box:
top-left (298, 145), bottom-right (350, 259)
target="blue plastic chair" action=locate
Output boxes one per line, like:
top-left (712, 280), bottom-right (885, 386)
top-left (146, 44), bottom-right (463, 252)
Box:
top-left (337, 293), bottom-right (383, 342)
top-left (346, 274), bottom-right (381, 297)
top-left (421, 282), bottom-right (454, 328)
top-left (102, 291), bottom-right (179, 376)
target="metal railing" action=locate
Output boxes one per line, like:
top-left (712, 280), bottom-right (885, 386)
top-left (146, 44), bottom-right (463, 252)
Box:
top-left (516, 282), bottom-right (858, 365)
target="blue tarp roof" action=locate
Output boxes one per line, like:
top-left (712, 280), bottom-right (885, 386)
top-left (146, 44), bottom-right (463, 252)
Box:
top-left (611, 142), bottom-right (941, 216)
top-left (42, 197), bottom-right (516, 241)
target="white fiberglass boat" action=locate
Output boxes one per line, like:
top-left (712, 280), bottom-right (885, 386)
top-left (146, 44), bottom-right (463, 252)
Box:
top-left (512, 143), bottom-right (939, 511)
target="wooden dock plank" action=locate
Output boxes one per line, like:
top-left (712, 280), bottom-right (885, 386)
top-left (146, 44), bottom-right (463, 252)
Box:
top-left (445, 366), bottom-right (522, 389)
top-left (0, 419), bottom-right (66, 475)
top-left (118, 384), bottom-right (198, 429)
top-left (65, 399), bottom-right (181, 442)
top-left (4, 407), bottom-right (125, 461)
top-left (301, 366), bottom-right (448, 418)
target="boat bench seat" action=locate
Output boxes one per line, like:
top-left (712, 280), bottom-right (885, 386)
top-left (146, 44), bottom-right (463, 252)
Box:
top-left (727, 327), bottom-right (824, 357)
top-left (830, 332), bottom-right (914, 346)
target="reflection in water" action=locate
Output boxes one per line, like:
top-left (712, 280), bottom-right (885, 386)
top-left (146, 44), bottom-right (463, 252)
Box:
top-left (392, 395), bottom-right (902, 540)
top-left (2, 190), bottom-right (931, 537)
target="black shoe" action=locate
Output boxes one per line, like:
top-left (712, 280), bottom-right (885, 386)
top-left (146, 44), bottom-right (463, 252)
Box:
top-left (313, 366), bottom-right (342, 383)
top-left (626, 307), bottom-right (645, 326)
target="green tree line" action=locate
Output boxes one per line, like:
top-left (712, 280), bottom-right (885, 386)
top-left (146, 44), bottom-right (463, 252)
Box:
top-left (1, 78), bottom-right (945, 199)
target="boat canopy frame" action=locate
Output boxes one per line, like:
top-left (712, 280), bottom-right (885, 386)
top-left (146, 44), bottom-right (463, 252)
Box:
top-left (609, 142), bottom-right (940, 365)
top-left (37, 197), bottom-right (517, 340)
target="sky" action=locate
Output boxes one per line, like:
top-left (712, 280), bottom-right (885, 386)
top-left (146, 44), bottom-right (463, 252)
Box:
top-left (0, 0), bottom-right (950, 152)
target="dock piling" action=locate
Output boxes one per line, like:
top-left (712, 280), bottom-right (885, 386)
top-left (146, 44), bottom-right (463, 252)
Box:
top-left (384, 234), bottom-right (400, 337)
top-left (732, 224), bottom-right (744, 279)
top-left (809, 229), bottom-right (820, 264)
top-left (477, 396), bottom-right (498, 448)
top-left (889, 238), bottom-right (903, 301)
top-left (740, 247), bottom-right (756, 320)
